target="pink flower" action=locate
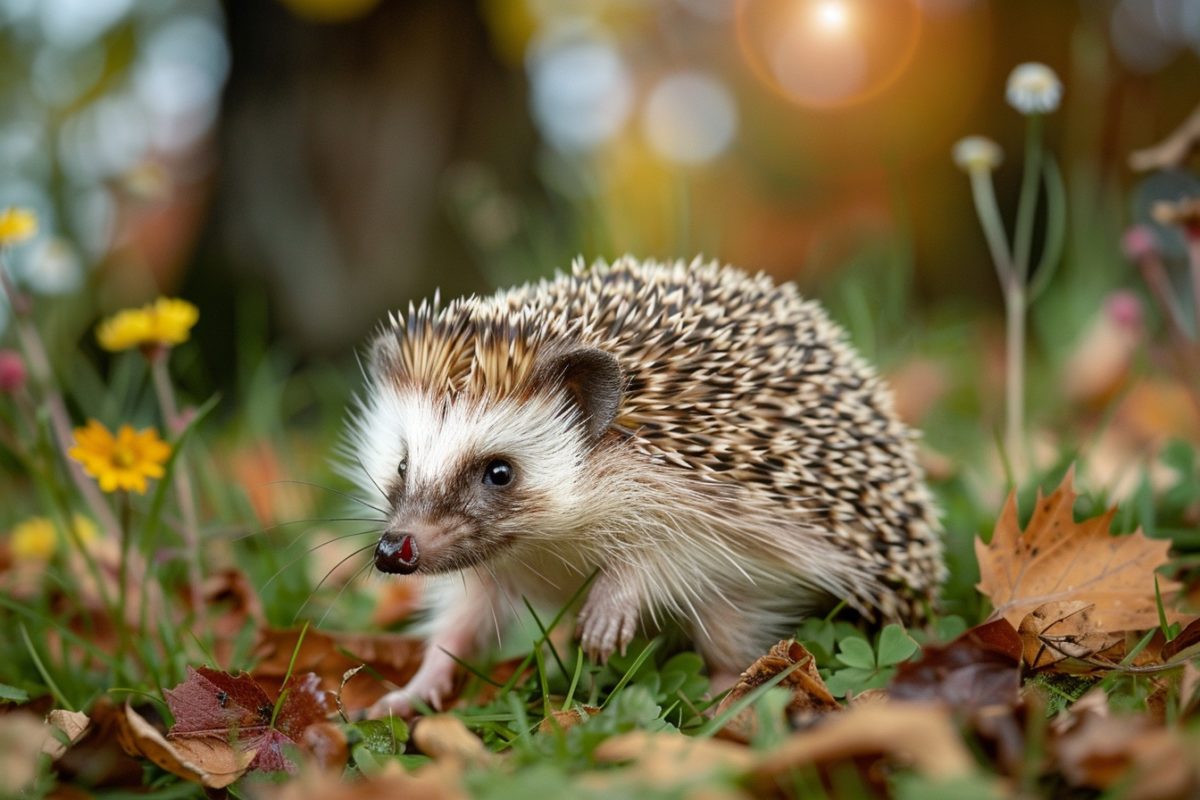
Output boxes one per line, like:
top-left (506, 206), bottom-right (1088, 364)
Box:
top-left (1120, 225), bottom-right (1158, 264)
top-left (1105, 290), bottom-right (1143, 331)
top-left (0, 350), bottom-right (26, 393)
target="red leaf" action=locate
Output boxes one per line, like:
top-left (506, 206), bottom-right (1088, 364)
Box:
top-left (889, 618), bottom-right (1022, 709)
top-left (164, 666), bottom-right (334, 773)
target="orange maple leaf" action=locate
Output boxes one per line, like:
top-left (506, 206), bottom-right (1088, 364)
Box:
top-left (975, 468), bottom-right (1179, 631)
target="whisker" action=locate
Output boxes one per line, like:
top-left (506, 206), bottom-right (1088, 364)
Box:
top-left (266, 479), bottom-right (388, 515)
top-left (229, 516), bottom-right (386, 543)
top-left (316, 558), bottom-right (378, 629)
top-left (353, 454), bottom-right (389, 504)
top-left (292, 540), bottom-right (378, 624)
top-left (472, 564), bottom-right (503, 648)
top-left (261, 528), bottom-right (381, 591)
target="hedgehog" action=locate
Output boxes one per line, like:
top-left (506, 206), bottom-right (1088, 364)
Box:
top-left (347, 257), bottom-right (945, 717)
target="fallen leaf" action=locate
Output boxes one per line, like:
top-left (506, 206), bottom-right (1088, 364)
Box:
top-left (976, 469), bottom-right (1180, 631)
top-left (253, 628), bottom-right (422, 712)
top-left (890, 618), bottom-right (1022, 709)
top-left (116, 702), bottom-right (254, 789)
top-left (299, 721), bottom-right (349, 772)
top-left (255, 760), bottom-right (467, 800)
top-left (44, 709), bottom-right (90, 759)
top-left (1054, 700), bottom-right (1198, 800)
top-left (200, 569), bottom-right (264, 665)
top-left (537, 705), bottom-right (600, 734)
top-left (749, 702), bottom-right (977, 788)
top-left (165, 666), bottom-right (334, 773)
top-left (1162, 617), bottom-right (1200, 661)
top-left (592, 730), bottom-right (754, 787)
top-left (1018, 601), bottom-right (1124, 671)
top-left (0, 712), bottom-right (51, 794)
top-left (411, 714), bottom-right (493, 767)
top-left (713, 639), bottom-right (840, 743)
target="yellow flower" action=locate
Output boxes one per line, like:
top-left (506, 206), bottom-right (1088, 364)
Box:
top-left (10, 517), bottom-right (56, 560)
top-left (96, 297), bottom-right (199, 352)
top-left (68, 420), bottom-right (172, 494)
top-left (0, 207), bottom-right (38, 246)
top-left (7, 514), bottom-right (96, 561)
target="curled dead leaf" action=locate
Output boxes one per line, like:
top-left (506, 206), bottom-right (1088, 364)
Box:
top-left (713, 639), bottom-right (840, 743)
top-left (115, 702), bottom-right (254, 789)
top-left (44, 709), bottom-right (90, 759)
top-left (1018, 601), bottom-right (1124, 671)
top-left (300, 721), bottom-right (349, 772)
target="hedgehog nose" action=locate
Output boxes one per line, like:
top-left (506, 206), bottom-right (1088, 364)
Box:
top-left (375, 531), bottom-right (420, 574)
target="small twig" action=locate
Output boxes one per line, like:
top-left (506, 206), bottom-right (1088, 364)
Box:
top-left (1129, 103), bottom-right (1200, 172)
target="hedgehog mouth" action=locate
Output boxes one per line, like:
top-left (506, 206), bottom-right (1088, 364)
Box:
top-left (374, 531), bottom-right (420, 574)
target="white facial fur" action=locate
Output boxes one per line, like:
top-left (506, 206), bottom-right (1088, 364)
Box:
top-left (347, 379), bottom-right (589, 536)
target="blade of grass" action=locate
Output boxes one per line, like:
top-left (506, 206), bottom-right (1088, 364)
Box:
top-left (695, 660), bottom-right (804, 738)
top-left (522, 595), bottom-right (568, 678)
top-left (20, 622), bottom-right (72, 710)
top-left (599, 638), bottom-right (660, 709)
top-left (270, 621), bottom-right (309, 728)
top-left (561, 647), bottom-right (585, 711)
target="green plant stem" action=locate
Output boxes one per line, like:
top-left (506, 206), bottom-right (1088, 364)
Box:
top-left (150, 352), bottom-right (205, 625)
top-left (0, 266), bottom-right (121, 540)
top-left (117, 493), bottom-right (132, 657)
top-left (1004, 281), bottom-right (1027, 480)
top-left (967, 169), bottom-right (1014, 287)
top-left (1188, 235), bottom-right (1200, 339)
top-left (1013, 114), bottom-right (1044, 281)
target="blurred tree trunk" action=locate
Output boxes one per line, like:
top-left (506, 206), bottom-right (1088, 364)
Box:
top-left (212, 0), bottom-right (509, 353)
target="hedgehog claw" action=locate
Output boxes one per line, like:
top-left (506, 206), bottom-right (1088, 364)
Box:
top-left (577, 585), bottom-right (638, 663)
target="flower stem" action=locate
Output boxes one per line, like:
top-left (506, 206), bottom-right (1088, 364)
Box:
top-left (0, 265), bottom-right (122, 540)
top-left (1013, 114), bottom-right (1044, 282)
top-left (1004, 281), bottom-right (1027, 479)
top-left (117, 492), bottom-right (132, 665)
top-left (968, 169), bottom-right (1014, 286)
top-left (150, 353), bottom-right (206, 626)
top-left (1188, 235), bottom-right (1200, 339)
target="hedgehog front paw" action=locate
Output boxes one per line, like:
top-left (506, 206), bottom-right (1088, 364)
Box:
top-left (577, 591), bottom-right (638, 663)
top-left (366, 670), bottom-right (453, 719)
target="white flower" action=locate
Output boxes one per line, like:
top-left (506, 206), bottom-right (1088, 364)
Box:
top-left (1006, 63), bottom-right (1062, 115)
top-left (952, 136), bottom-right (1003, 172)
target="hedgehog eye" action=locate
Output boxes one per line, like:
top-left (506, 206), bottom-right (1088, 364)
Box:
top-left (397, 459), bottom-right (407, 480)
top-left (482, 459), bottom-right (513, 487)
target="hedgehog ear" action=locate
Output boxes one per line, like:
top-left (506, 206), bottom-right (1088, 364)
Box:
top-left (367, 329), bottom-right (402, 378)
top-left (537, 348), bottom-right (623, 441)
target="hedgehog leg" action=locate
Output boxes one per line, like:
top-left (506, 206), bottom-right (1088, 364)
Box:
top-left (366, 575), bottom-right (497, 718)
top-left (576, 569), bottom-right (642, 663)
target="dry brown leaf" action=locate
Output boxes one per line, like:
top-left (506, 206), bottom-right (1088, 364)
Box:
top-left (257, 760), bottom-right (467, 800)
top-left (1054, 701), bottom-right (1198, 800)
top-left (976, 468), bottom-right (1179, 631)
top-left (115, 703), bottom-right (254, 789)
top-left (749, 702), bottom-right (976, 785)
top-left (713, 639), bottom-right (839, 743)
top-left (0, 712), bottom-right (51, 795)
top-left (411, 714), bottom-right (493, 767)
top-left (44, 709), bottom-right (91, 759)
top-left (537, 705), bottom-right (600, 734)
top-left (1018, 601), bottom-right (1124, 671)
top-left (253, 628), bottom-right (423, 712)
top-left (592, 730), bottom-right (755, 787)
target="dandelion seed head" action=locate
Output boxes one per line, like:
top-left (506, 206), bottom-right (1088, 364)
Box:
top-left (952, 135), bottom-right (1003, 173)
top-left (1006, 62), bottom-right (1062, 115)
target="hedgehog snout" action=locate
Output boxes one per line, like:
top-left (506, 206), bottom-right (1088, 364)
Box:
top-left (374, 530), bottom-right (420, 574)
